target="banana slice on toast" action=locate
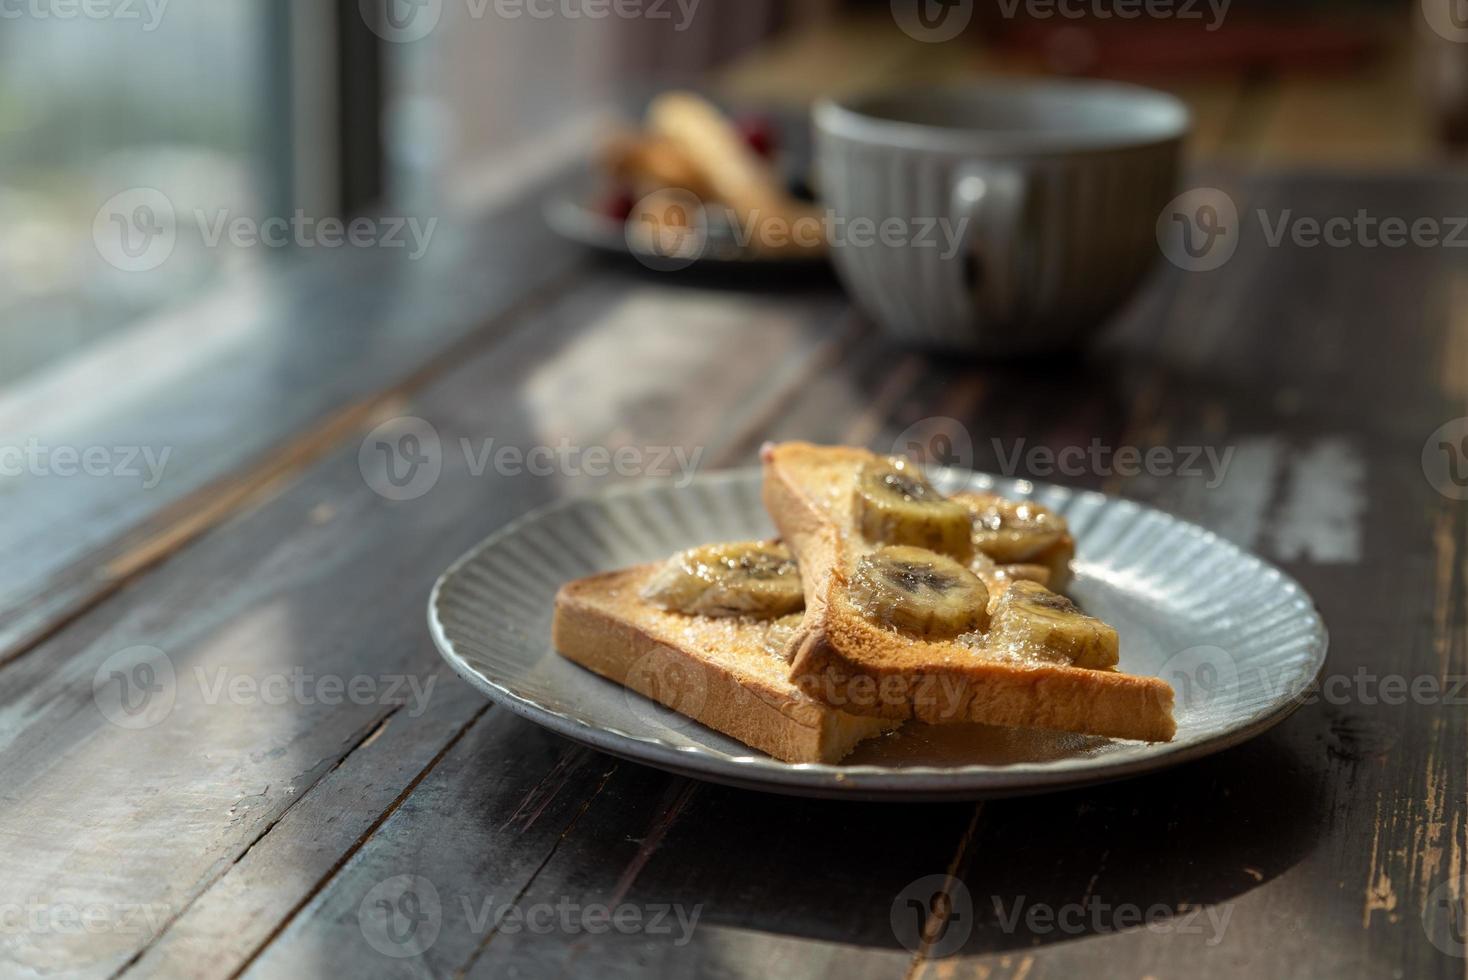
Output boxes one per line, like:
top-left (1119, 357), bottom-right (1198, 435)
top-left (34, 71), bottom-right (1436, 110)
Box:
top-left (641, 540), bottom-right (803, 618)
top-left (850, 545), bottom-right (990, 638)
top-left (951, 490), bottom-right (1074, 593)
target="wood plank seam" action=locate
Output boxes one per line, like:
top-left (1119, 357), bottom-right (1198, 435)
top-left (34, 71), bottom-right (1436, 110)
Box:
top-left (216, 700), bottom-right (497, 980)
top-left (903, 803), bottom-right (983, 980)
top-left (107, 703), bottom-right (418, 979)
top-left (450, 762), bottom-right (622, 979)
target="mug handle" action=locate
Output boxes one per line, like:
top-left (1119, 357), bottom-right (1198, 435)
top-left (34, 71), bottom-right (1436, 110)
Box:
top-left (949, 163), bottom-right (1029, 324)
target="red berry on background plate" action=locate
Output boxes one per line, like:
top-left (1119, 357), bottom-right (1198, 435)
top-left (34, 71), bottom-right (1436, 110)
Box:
top-left (598, 188), bottom-right (636, 221)
top-left (737, 114), bottom-right (777, 159)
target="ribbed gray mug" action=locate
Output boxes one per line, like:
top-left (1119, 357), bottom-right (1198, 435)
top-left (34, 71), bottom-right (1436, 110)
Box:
top-left (813, 81), bottom-right (1189, 354)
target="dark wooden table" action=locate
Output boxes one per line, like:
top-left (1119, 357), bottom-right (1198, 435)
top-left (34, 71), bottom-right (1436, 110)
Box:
top-left (2, 166), bottom-right (1464, 979)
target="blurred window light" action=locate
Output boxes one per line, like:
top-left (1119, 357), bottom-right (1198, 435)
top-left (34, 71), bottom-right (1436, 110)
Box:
top-left (0, 1), bottom-right (264, 386)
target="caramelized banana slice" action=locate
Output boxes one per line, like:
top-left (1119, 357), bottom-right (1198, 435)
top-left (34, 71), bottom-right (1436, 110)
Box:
top-left (969, 553), bottom-right (1052, 614)
top-left (855, 458), bottom-right (974, 561)
top-left (988, 579), bottom-right (1118, 669)
top-left (642, 541), bottom-right (804, 618)
top-left (849, 545), bottom-right (989, 639)
top-left (956, 492), bottom-right (1074, 591)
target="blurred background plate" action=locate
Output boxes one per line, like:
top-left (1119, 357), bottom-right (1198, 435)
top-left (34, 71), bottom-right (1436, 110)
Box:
top-left (543, 184), bottom-right (829, 271)
top-left (544, 98), bottom-right (830, 272)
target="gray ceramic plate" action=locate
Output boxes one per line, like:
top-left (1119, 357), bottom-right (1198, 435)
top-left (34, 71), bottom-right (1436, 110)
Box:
top-left (428, 468), bottom-right (1327, 799)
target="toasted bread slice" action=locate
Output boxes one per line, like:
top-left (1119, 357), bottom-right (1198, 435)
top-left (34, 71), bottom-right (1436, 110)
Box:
top-left (601, 129), bottom-right (715, 200)
top-left (644, 91), bottom-right (826, 257)
top-left (762, 442), bottom-right (1176, 742)
top-left (554, 563), bottom-right (897, 764)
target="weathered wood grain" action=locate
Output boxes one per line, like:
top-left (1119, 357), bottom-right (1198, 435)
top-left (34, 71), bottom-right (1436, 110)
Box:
top-left (0, 274), bottom-right (847, 978)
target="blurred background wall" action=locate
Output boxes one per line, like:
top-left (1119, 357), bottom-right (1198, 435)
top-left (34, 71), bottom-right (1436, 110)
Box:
top-left (1, 0), bottom-right (1461, 386)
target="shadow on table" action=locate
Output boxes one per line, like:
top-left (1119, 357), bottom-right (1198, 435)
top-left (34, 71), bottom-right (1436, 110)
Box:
top-left (618, 725), bottom-right (1323, 957)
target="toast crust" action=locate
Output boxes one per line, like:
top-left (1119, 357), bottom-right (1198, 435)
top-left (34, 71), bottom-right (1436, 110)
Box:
top-left (553, 565), bottom-right (896, 764)
top-left (763, 442), bottom-right (1176, 743)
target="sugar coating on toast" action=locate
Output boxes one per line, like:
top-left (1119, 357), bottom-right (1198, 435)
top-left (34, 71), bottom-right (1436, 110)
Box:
top-left (553, 564), bottom-right (896, 763)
